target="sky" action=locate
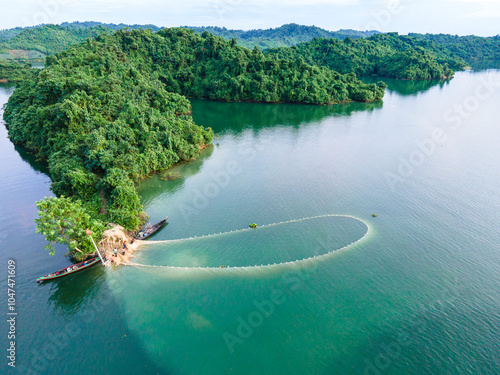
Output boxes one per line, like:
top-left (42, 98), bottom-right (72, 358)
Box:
top-left (2, 0), bottom-right (499, 36)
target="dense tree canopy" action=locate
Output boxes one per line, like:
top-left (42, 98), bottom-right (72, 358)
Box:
top-left (267, 33), bottom-right (465, 80)
top-left (2, 23), bottom-right (499, 73)
top-left (35, 197), bottom-right (105, 256)
top-left (145, 28), bottom-right (385, 103)
top-left (4, 29), bottom-right (216, 257)
top-left (4, 28), bottom-right (385, 258)
top-left (408, 33), bottom-right (500, 69)
top-left (0, 60), bottom-right (33, 82)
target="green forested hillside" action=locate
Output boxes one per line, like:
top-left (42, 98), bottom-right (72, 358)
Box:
top-left (409, 33), bottom-right (500, 69)
top-left (143, 28), bottom-right (384, 103)
top-left (60, 21), bottom-right (162, 32)
top-left (267, 33), bottom-right (466, 80)
top-left (0, 27), bottom-right (28, 41)
top-left (0, 24), bottom-right (111, 59)
top-left (3, 22), bottom-right (498, 75)
top-left (185, 23), bottom-right (379, 50)
top-left (0, 23), bottom-right (378, 60)
top-left (3, 28), bottom-right (384, 257)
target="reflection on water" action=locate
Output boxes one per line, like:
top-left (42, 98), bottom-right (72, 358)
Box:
top-left (360, 75), bottom-right (450, 96)
top-left (190, 99), bottom-right (383, 134)
top-left (136, 145), bottom-right (214, 206)
top-left (470, 59), bottom-right (500, 70)
top-left (13, 143), bottom-right (51, 175)
top-left (44, 265), bottom-right (106, 315)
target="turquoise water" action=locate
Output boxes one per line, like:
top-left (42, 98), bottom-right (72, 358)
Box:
top-left (1, 71), bottom-right (499, 374)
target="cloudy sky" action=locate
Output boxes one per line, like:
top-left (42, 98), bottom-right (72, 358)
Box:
top-left (3, 0), bottom-right (499, 36)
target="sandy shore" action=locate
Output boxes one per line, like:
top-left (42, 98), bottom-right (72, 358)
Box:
top-left (98, 225), bottom-right (142, 266)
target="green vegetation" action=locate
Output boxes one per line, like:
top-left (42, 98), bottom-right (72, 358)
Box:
top-left (0, 27), bottom-right (29, 41)
top-left (148, 28), bottom-right (385, 104)
top-left (2, 23), bottom-right (500, 75)
top-left (4, 29), bottom-right (214, 258)
top-left (60, 21), bottom-right (162, 32)
top-left (0, 60), bottom-right (34, 82)
top-left (185, 23), bottom-right (379, 50)
top-left (408, 33), bottom-right (500, 69)
top-left (0, 24), bottom-right (112, 60)
top-left (5, 28), bottom-right (384, 257)
top-left (249, 223), bottom-right (257, 228)
top-left (267, 33), bottom-right (465, 80)
top-left (35, 197), bottom-right (105, 257)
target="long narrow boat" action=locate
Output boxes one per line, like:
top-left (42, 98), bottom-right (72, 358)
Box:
top-left (36, 257), bottom-right (101, 283)
top-left (135, 217), bottom-right (168, 240)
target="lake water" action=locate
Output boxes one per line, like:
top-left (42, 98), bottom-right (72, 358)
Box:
top-left (1, 70), bottom-right (499, 374)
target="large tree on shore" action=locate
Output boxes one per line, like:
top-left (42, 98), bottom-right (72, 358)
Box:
top-left (35, 196), bottom-right (105, 259)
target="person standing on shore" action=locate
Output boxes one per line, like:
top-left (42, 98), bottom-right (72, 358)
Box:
top-left (122, 241), bottom-right (127, 255)
top-left (114, 247), bottom-right (117, 257)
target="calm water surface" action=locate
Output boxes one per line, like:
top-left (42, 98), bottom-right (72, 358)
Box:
top-left (1, 70), bottom-right (499, 374)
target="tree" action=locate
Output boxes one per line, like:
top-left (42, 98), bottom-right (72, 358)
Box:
top-left (35, 196), bottom-right (105, 258)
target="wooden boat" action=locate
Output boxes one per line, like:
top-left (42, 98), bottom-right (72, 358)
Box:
top-left (135, 217), bottom-right (168, 240)
top-left (36, 257), bottom-right (101, 283)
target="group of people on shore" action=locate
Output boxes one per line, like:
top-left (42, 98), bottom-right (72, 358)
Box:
top-left (108, 241), bottom-right (128, 265)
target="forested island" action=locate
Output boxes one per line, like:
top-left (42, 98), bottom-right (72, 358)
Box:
top-left (2, 22), bottom-right (499, 259)
top-left (3, 28), bottom-right (384, 258)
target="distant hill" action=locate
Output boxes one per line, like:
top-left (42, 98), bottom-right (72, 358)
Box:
top-left (408, 33), bottom-right (500, 69)
top-left (184, 23), bottom-right (380, 50)
top-left (0, 27), bottom-right (32, 41)
top-left (0, 24), bottom-right (111, 60)
top-left (1, 22), bottom-right (498, 77)
top-left (0, 22), bottom-right (161, 41)
top-left (60, 21), bottom-right (162, 32)
top-left (0, 22), bottom-right (379, 60)
top-left (0, 22), bottom-right (162, 61)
